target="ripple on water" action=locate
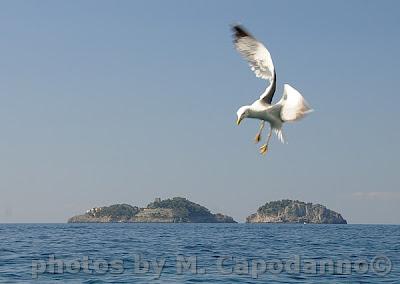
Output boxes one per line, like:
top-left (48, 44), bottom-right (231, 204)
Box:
top-left (0, 224), bottom-right (398, 283)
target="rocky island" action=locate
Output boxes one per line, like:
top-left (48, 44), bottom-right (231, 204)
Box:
top-left (246, 200), bottom-right (347, 224)
top-left (68, 197), bottom-right (236, 223)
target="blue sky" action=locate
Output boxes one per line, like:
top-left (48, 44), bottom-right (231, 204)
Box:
top-left (0, 1), bottom-right (399, 223)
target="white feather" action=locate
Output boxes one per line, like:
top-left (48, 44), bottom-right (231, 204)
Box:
top-left (234, 35), bottom-right (275, 83)
top-left (274, 128), bottom-right (285, 144)
top-left (279, 84), bottom-right (313, 122)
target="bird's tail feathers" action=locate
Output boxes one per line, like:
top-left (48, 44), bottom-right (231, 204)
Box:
top-left (274, 128), bottom-right (286, 144)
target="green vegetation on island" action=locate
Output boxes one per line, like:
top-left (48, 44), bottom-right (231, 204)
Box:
top-left (68, 197), bottom-right (236, 223)
top-left (246, 199), bottom-right (347, 224)
top-left (147, 197), bottom-right (230, 223)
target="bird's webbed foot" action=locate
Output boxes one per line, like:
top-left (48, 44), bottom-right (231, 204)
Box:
top-left (259, 144), bottom-right (268, 155)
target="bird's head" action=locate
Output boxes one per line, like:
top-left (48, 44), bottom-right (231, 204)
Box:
top-left (236, 106), bottom-right (250, 125)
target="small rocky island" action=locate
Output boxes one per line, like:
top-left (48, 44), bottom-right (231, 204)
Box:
top-left (246, 200), bottom-right (347, 224)
top-left (68, 197), bottom-right (236, 223)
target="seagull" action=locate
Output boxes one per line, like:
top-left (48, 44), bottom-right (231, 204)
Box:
top-left (232, 25), bottom-right (313, 155)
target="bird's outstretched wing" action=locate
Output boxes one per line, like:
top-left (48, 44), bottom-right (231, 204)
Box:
top-left (232, 25), bottom-right (276, 104)
top-left (279, 84), bottom-right (313, 122)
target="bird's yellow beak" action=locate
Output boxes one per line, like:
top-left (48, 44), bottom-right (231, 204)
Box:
top-left (236, 117), bottom-right (242, 125)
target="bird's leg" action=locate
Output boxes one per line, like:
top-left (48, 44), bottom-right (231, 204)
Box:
top-left (259, 127), bottom-right (272, 155)
top-left (254, 121), bottom-right (265, 144)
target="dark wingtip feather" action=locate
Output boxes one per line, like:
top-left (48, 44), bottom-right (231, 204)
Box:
top-left (231, 24), bottom-right (253, 40)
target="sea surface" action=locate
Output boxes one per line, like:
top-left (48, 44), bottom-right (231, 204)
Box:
top-left (0, 224), bottom-right (399, 283)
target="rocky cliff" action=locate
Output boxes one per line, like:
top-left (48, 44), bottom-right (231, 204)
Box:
top-left (246, 200), bottom-right (347, 224)
top-left (68, 197), bottom-right (236, 223)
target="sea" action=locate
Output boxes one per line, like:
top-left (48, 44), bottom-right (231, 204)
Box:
top-left (0, 223), bottom-right (399, 283)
